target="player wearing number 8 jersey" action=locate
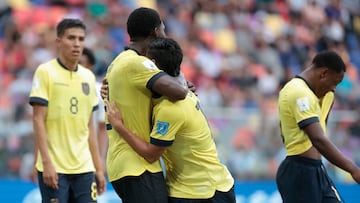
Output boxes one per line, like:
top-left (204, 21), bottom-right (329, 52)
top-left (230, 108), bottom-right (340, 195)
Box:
top-left (30, 58), bottom-right (98, 173)
top-left (29, 18), bottom-right (106, 203)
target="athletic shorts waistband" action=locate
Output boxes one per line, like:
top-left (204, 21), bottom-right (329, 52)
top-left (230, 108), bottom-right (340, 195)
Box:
top-left (285, 155), bottom-right (322, 167)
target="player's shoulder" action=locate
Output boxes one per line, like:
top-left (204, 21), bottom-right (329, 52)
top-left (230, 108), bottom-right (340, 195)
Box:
top-left (281, 78), bottom-right (311, 96)
top-left (78, 65), bottom-right (96, 77)
top-left (36, 59), bottom-right (57, 70)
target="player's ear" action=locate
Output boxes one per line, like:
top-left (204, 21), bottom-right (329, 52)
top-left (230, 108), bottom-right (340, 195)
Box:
top-left (151, 59), bottom-right (157, 66)
top-left (55, 37), bottom-right (61, 46)
top-left (319, 67), bottom-right (328, 79)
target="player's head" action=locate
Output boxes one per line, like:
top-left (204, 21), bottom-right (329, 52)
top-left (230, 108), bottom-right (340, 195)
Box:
top-left (312, 50), bottom-right (346, 73)
top-left (56, 18), bottom-right (86, 63)
top-left (80, 47), bottom-right (96, 70)
top-left (127, 7), bottom-right (166, 40)
top-left (146, 38), bottom-right (183, 77)
top-left (311, 50), bottom-right (345, 97)
top-left (56, 18), bottom-right (86, 37)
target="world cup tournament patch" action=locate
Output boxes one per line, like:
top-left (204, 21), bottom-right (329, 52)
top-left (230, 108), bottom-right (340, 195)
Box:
top-left (296, 96), bottom-right (310, 112)
top-left (156, 121), bottom-right (169, 136)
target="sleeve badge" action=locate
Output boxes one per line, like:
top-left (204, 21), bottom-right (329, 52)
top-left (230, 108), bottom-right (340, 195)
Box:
top-left (156, 121), bottom-right (169, 136)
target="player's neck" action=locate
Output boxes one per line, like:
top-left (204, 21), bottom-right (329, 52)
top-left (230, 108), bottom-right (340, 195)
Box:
top-left (58, 57), bottom-right (78, 71)
top-left (128, 39), bottom-right (152, 56)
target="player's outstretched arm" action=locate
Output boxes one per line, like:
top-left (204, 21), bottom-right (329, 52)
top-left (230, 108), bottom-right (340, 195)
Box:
top-left (304, 122), bottom-right (360, 183)
top-left (106, 101), bottom-right (166, 163)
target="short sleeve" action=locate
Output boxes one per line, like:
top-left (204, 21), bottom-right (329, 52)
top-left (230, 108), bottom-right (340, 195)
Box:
top-left (130, 58), bottom-right (164, 90)
top-left (288, 90), bottom-right (319, 128)
top-left (29, 65), bottom-right (49, 106)
top-left (150, 101), bottom-right (185, 147)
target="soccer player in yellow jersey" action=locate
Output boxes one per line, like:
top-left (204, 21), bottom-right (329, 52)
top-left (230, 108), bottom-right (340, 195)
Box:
top-left (276, 50), bottom-right (360, 203)
top-left (106, 38), bottom-right (235, 203)
top-left (29, 19), bottom-right (106, 203)
top-left (104, 7), bottom-right (188, 203)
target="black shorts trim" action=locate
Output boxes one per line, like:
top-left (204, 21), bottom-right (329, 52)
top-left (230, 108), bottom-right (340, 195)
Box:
top-left (285, 155), bottom-right (322, 167)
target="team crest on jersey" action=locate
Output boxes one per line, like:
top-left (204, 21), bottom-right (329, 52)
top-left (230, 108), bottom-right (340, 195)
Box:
top-left (156, 121), bottom-right (169, 136)
top-left (82, 82), bottom-right (90, 95)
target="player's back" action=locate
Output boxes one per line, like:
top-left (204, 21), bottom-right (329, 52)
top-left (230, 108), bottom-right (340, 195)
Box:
top-left (106, 49), bottom-right (164, 181)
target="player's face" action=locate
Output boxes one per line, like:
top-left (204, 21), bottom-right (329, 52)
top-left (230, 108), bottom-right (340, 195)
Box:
top-left (57, 27), bottom-right (85, 63)
top-left (318, 69), bottom-right (344, 97)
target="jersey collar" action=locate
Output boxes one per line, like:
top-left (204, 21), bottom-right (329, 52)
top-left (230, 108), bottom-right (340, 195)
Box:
top-left (124, 46), bottom-right (140, 55)
top-left (295, 75), bottom-right (315, 94)
top-left (57, 58), bottom-right (78, 72)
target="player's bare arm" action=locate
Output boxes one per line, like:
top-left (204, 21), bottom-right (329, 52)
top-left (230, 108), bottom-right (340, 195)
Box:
top-left (100, 77), bottom-right (195, 101)
top-left (87, 113), bottom-right (106, 195)
top-left (303, 122), bottom-right (360, 183)
top-left (33, 104), bottom-right (58, 190)
top-left (151, 74), bottom-right (188, 100)
top-left (105, 101), bottom-right (166, 163)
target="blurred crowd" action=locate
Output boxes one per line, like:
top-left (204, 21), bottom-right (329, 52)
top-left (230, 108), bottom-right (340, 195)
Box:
top-left (1, 0), bottom-right (360, 183)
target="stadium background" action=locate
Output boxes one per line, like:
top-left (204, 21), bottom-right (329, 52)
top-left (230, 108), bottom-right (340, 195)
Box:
top-left (0, 0), bottom-right (360, 202)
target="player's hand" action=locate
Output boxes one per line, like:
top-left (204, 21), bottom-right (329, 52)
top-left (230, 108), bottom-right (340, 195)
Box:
top-left (100, 78), bottom-right (108, 100)
top-left (105, 101), bottom-right (124, 129)
top-left (95, 171), bottom-right (106, 195)
top-left (30, 166), bottom-right (38, 184)
top-left (42, 162), bottom-right (58, 189)
top-left (187, 80), bottom-right (197, 95)
top-left (350, 167), bottom-right (360, 184)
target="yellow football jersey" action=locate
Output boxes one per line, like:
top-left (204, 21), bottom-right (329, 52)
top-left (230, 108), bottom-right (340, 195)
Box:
top-left (150, 91), bottom-right (234, 198)
top-left (279, 76), bottom-right (334, 155)
top-left (29, 59), bottom-right (98, 174)
top-left (106, 49), bottom-right (166, 181)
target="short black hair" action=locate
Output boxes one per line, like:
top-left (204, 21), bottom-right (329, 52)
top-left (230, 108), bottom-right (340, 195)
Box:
top-left (82, 47), bottom-right (96, 66)
top-left (56, 18), bottom-right (86, 37)
top-left (127, 7), bottom-right (161, 40)
top-left (312, 50), bottom-right (346, 73)
top-left (147, 38), bottom-right (183, 77)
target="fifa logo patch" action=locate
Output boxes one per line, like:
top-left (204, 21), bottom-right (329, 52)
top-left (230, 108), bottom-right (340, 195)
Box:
top-left (296, 97), bottom-right (310, 112)
top-left (156, 121), bottom-right (169, 136)
top-left (82, 82), bottom-right (90, 95)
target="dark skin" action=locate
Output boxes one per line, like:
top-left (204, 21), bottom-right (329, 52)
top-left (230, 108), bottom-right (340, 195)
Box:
top-left (298, 65), bottom-right (360, 183)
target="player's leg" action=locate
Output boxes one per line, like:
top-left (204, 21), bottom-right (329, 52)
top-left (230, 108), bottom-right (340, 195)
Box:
top-left (276, 156), bottom-right (323, 203)
top-left (111, 170), bottom-right (168, 203)
top-left (321, 165), bottom-right (343, 203)
top-left (37, 172), bottom-right (70, 203)
top-left (70, 172), bottom-right (97, 203)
